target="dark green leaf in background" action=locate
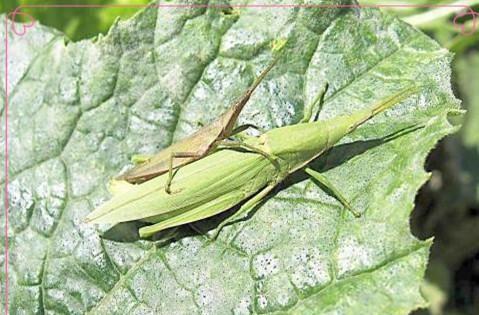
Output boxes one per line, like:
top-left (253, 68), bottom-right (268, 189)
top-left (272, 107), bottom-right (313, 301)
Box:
top-left (1, 1), bottom-right (461, 314)
top-left (0, 0), bottom-right (151, 41)
top-left (456, 54), bottom-right (479, 203)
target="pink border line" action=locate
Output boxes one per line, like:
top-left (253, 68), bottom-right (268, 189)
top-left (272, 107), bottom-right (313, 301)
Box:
top-left (3, 2), bottom-right (478, 314)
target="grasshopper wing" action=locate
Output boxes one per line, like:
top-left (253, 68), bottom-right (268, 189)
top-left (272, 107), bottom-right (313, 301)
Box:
top-left (86, 148), bottom-right (276, 228)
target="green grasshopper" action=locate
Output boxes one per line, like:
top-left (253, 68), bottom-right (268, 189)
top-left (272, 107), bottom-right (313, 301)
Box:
top-left (86, 85), bottom-right (419, 238)
top-left (117, 54), bottom-right (282, 193)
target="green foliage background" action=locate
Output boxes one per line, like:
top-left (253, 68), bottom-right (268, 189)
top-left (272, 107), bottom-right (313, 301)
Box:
top-left (1, 0), bottom-right (478, 314)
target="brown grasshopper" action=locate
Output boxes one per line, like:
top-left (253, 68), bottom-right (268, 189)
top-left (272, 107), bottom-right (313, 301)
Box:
top-left (117, 54), bottom-right (281, 193)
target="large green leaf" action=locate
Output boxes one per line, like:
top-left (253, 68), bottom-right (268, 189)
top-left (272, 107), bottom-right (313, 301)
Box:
top-left (1, 1), bottom-right (461, 314)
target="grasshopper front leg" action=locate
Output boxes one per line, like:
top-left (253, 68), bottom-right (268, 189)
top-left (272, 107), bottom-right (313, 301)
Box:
top-left (166, 151), bottom-right (203, 194)
top-left (217, 140), bottom-right (280, 170)
top-left (305, 167), bottom-right (361, 217)
top-left (229, 124), bottom-right (265, 142)
top-left (230, 124), bottom-right (265, 136)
